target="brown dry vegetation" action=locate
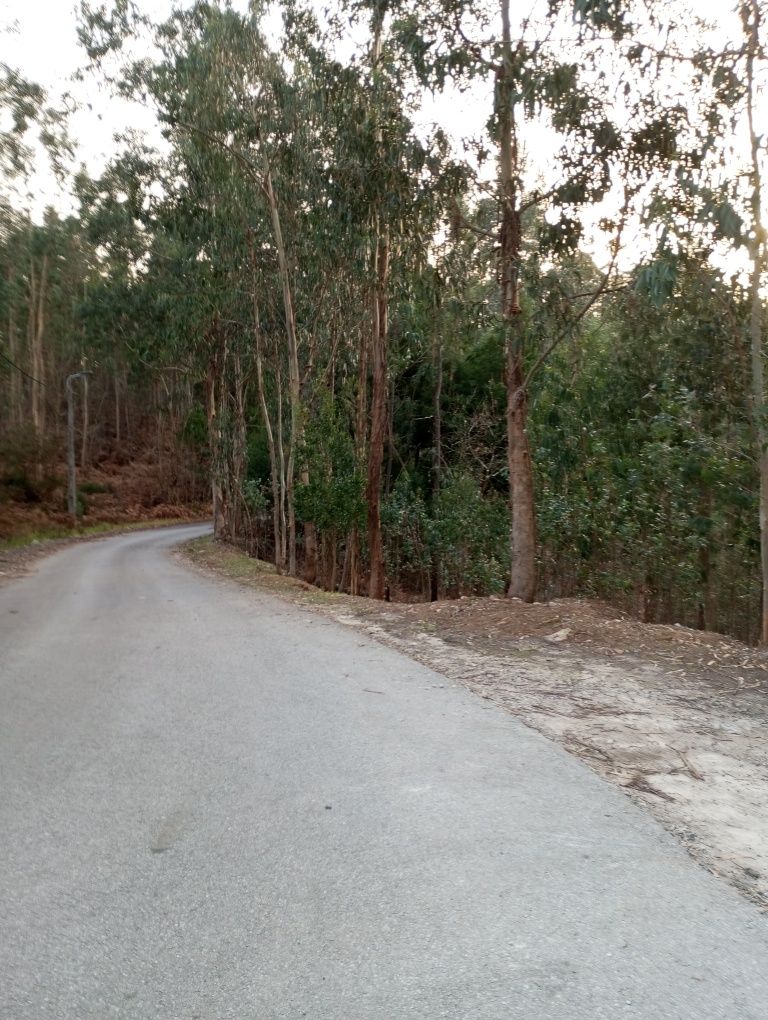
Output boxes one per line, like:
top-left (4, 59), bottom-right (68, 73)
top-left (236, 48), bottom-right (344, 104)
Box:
top-left (0, 444), bottom-right (209, 546)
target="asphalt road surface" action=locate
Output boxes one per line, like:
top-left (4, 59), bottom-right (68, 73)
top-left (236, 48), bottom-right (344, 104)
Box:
top-left (2, 524), bottom-right (768, 1019)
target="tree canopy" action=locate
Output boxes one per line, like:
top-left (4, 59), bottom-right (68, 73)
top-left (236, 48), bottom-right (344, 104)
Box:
top-left (3, 0), bottom-right (768, 642)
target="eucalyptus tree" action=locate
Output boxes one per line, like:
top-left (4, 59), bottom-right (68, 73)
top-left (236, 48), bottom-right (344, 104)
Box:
top-left (0, 62), bottom-right (70, 193)
top-left (1, 61), bottom-right (71, 451)
top-left (625, 1), bottom-right (768, 641)
top-left (80, 1), bottom-right (308, 556)
top-left (352, 0), bottom-right (696, 602)
top-left (0, 64), bottom-right (43, 186)
top-left (531, 257), bottom-right (753, 633)
top-left (292, 0), bottom-right (470, 596)
top-left (740, 0), bottom-right (768, 642)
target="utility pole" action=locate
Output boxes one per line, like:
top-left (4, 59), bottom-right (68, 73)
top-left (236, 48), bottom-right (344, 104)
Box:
top-left (66, 371), bottom-right (91, 527)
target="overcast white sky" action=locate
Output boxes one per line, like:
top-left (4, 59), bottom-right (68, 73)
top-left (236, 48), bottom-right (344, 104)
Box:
top-left (0, 0), bottom-right (749, 270)
top-left (2, 0), bottom-right (494, 211)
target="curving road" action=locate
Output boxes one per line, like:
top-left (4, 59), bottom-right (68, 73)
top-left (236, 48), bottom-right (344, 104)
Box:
top-left (2, 524), bottom-right (768, 1019)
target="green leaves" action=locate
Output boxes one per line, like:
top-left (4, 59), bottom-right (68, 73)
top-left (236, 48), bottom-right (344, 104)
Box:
top-left (295, 396), bottom-right (365, 534)
top-left (568, 0), bottom-right (632, 39)
top-left (635, 255), bottom-right (679, 307)
top-left (706, 198), bottom-right (745, 245)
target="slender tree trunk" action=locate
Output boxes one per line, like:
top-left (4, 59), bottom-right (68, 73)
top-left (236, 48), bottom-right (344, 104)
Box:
top-left (367, 223), bottom-right (390, 600)
top-left (81, 371), bottom-right (89, 470)
top-left (66, 375), bottom-right (77, 525)
top-left (206, 340), bottom-right (227, 539)
top-left (8, 289), bottom-right (21, 428)
top-left (29, 255), bottom-right (48, 455)
top-left (340, 539), bottom-right (352, 594)
top-left (329, 528), bottom-right (339, 591)
top-left (231, 349), bottom-right (247, 542)
top-left (252, 288), bottom-right (284, 571)
top-left (263, 165), bottom-right (307, 577)
top-left (499, 0), bottom-right (537, 602)
top-left (506, 340), bottom-right (537, 601)
top-left (745, 0), bottom-right (768, 644)
top-left (697, 486), bottom-right (714, 632)
top-left (365, 9), bottom-right (390, 601)
top-left (276, 362), bottom-right (288, 571)
top-left (430, 322), bottom-right (443, 602)
top-left (750, 260), bottom-right (768, 646)
top-left (350, 320), bottom-right (369, 596)
top-left (385, 375), bottom-right (395, 494)
top-left (114, 367), bottom-right (121, 443)
top-left (122, 365), bottom-right (130, 443)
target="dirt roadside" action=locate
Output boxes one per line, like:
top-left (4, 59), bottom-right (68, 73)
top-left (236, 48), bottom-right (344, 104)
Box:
top-left (180, 536), bottom-right (768, 912)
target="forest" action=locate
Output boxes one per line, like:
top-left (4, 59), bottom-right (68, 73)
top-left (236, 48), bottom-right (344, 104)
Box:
top-left (2, 0), bottom-right (768, 643)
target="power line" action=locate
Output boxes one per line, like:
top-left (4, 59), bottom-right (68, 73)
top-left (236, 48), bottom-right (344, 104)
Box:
top-left (0, 349), bottom-right (45, 386)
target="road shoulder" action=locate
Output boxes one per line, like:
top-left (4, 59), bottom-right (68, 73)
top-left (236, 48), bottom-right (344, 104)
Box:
top-left (179, 534), bottom-right (768, 913)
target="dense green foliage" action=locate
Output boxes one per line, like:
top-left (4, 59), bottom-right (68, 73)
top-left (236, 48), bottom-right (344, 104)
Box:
top-left (1, 0), bottom-right (767, 641)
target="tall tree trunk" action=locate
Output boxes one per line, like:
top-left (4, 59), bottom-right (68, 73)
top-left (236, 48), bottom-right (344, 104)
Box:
top-left (697, 486), bottom-right (714, 632)
top-left (263, 165), bottom-right (307, 577)
top-left (231, 348), bottom-right (247, 542)
top-left (276, 362), bottom-right (289, 571)
top-left (506, 340), bottom-right (537, 601)
top-left (29, 255), bottom-right (48, 452)
top-left (367, 222), bottom-right (390, 600)
top-left (206, 339), bottom-right (227, 539)
top-left (745, 0), bottom-right (768, 644)
top-left (8, 288), bottom-right (21, 428)
top-left (366, 9), bottom-right (389, 600)
top-left (499, 0), bottom-right (537, 602)
top-left (80, 371), bottom-right (89, 470)
top-left (114, 367), bottom-right (121, 443)
top-left (430, 322), bottom-right (443, 602)
top-left (252, 285), bottom-right (284, 572)
top-left (350, 320), bottom-right (369, 596)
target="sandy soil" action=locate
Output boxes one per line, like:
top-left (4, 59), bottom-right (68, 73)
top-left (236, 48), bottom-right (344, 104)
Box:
top-left (182, 537), bottom-right (768, 911)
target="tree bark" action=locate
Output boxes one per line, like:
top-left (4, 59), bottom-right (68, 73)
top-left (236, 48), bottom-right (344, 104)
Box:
top-left (114, 367), bottom-right (121, 443)
top-left (66, 375), bottom-right (77, 525)
top-left (697, 486), bottom-right (714, 632)
top-left (350, 319), bottom-right (369, 596)
top-left (29, 255), bottom-right (48, 452)
top-left (231, 348), bottom-right (247, 542)
top-left (745, 0), bottom-right (768, 644)
top-left (367, 222), bottom-right (390, 600)
top-left (276, 361), bottom-right (289, 571)
top-left (506, 342), bottom-right (537, 601)
top-left (7, 270), bottom-right (21, 428)
top-left (252, 286), bottom-right (284, 572)
top-left (81, 371), bottom-right (89, 470)
top-left (263, 164), bottom-right (306, 577)
top-left (206, 338), bottom-right (228, 540)
top-left (499, 0), bottom-right (537, 602)
top-left (365, 11), bottom-right (390, 600)
top-left (430, 320), bottom-right (443, 602)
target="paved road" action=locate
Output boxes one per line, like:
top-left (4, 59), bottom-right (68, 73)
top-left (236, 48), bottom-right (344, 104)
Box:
top-left (2, 525), bottom-right (768, 1019)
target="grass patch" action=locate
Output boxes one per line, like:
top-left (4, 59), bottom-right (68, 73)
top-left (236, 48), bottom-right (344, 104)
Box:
top-left (181, 536), bottom-right (314, 598)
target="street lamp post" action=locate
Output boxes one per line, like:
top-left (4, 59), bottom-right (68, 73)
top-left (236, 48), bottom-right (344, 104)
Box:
top-left (66, 371), bottom-right (92, 527)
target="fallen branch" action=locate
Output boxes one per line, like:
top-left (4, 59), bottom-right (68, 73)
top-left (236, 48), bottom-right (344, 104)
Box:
top-left (564, 734), bottom-right (614, 765)
top-left (669, 746), bottom-right (705, 781)
top-left (625, 773), bottom-right (676, 802)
